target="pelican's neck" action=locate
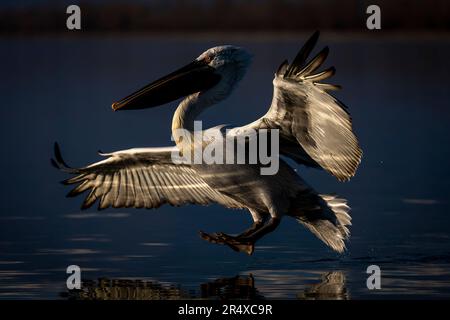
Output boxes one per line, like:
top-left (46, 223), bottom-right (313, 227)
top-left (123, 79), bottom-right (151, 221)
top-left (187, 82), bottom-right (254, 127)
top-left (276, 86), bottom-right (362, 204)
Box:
top-left (172, 93), bottom-right (203, 133)
top-left (171, 70), bottom-right (239, 147)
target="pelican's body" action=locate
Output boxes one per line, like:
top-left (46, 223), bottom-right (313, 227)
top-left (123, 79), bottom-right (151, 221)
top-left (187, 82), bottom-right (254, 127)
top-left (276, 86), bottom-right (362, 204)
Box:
top-left (53, 32), bottom-right (362, 254)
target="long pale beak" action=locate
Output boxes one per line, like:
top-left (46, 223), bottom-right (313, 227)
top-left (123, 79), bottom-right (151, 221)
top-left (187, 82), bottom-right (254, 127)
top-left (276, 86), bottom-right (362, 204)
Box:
top-left (112, 60), bottom-right (221, 111)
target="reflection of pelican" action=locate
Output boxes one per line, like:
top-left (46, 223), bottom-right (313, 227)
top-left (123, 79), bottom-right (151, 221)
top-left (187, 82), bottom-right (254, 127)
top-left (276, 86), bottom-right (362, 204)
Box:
top-left (298, 272), bottom-right (348, 300)
top-left (200, 275), bottom-right (264, 300)
top-left (53, 32), bottom-right (361, 254)
top-left (62, 272), bottom-right (347, 300)
top-left (62, 276), bottom-right (262, 300)
top-left (62, 278), bottom-right (191, 300)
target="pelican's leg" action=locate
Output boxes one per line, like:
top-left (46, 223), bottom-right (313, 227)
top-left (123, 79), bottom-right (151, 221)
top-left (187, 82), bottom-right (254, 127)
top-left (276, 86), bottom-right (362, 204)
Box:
top-left (211, 218), bottom-right (280, 255)
top-left (217, 204), bottom-right (282, 254)
top-left (199, 209), bottom-right (266, 255)
top-left (221, 209), bottom-right (266, 239)
top-left (215, 217), bottom-right (280, 255)
top-left (234, 221), bottom-right (264, 238)
top-left (237, 217), bottom-right (281, 242)
top-left (200, 209), bottom-right (264, 242)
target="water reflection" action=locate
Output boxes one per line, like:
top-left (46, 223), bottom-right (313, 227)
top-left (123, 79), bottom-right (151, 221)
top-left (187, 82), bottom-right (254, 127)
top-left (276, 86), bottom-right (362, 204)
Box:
top-left (62, 271), bottom-right (347, 300)
top-left (62, 278), bottom-right (190, 300)
top-left (199, 275), bottom-right (264, 299)
top-left (298, 272), bottom-right (348, 300)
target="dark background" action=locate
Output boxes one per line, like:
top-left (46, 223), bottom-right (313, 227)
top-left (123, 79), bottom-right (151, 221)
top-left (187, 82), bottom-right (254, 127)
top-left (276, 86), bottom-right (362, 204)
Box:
top-left (1, 0), bottom-right (450, 34)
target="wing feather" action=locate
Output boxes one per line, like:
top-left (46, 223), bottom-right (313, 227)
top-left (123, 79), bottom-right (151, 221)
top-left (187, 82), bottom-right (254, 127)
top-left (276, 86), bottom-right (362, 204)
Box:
top-left (245, 32), bottom-right (362, 181)
top-left (125, 168), bottom-right (136, 208)
top-left (99, 174), bottom-right (112, 210)
top-left (52, 143), bottom-right (241, 210)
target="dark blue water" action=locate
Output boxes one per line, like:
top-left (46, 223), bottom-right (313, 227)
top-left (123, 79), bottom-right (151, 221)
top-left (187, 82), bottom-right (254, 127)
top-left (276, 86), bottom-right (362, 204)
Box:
top-left (1, 35), bottom-right (450, 299)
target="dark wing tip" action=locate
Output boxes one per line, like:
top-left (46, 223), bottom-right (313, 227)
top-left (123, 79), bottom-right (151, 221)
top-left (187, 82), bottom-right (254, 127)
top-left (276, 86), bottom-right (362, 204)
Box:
top-left (322, 46), bottom-right (329, 57)
top-left (304, 31), bottom-right (320, 51)
top-left (276, 59), bottom-right (289, 76)
top-left (80, 202), bottom-right (91, 210)
top-left (285, 31), bottom-right (321, 78)
top-left (309, 30), bottom-right (320, 47)
top-left (66, 189), bottom-right (78, 198)
top-left (52, 142), bottom-right (70, 169)
top-left (51, 142), bottom-right (81, 173)
top-left (54, 142), bottom-right (65, 165)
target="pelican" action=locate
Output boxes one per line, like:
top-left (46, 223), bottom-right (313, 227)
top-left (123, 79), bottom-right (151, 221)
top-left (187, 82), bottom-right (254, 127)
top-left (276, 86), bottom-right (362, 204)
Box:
top-left (52, 32), bottom-right (362, 255)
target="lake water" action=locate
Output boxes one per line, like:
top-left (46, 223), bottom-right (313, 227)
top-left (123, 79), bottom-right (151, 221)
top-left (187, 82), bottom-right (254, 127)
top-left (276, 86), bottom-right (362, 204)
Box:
top-left (0, 34), bottom-right (449, 299)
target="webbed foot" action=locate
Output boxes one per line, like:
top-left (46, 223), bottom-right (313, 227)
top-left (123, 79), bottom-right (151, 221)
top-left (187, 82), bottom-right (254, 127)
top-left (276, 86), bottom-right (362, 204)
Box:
top-left (199, 230), bottom-right (223, 244)
top-left (199, 231), bottom-right (254, 255)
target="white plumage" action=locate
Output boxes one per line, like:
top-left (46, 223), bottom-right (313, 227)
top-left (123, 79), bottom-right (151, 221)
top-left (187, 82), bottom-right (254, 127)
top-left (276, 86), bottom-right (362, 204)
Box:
top-left (53, 32), bottom-right (361, 254)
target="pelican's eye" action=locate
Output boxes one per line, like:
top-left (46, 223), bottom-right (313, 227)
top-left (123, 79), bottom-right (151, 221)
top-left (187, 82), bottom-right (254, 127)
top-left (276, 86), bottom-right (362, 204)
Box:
top-left (203, 55), bottom-right (212, 64)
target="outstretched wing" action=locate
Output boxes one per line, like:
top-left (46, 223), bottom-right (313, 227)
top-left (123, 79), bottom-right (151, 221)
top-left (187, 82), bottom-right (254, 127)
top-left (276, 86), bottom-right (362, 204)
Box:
top-left (248, 31), bottom-right (362, 181)
top-left (51, 143), bottom-right (241, 210)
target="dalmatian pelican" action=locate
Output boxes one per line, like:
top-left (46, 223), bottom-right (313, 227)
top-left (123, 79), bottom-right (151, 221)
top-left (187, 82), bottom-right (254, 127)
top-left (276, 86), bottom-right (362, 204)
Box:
top-left (52, 32), bottom-right (362, 254)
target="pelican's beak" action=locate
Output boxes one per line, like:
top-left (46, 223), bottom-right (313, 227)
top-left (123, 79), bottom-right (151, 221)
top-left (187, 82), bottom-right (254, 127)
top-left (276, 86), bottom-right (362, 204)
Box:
top-left (111, 60), bottom-right (221, 111)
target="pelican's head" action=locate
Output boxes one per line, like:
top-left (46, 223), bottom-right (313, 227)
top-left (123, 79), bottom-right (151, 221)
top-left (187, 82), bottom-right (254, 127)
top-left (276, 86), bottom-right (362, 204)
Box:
top-left (112, 45), bottom-right (252, 111)
top-left (196, 45), bottom-right (252, 82)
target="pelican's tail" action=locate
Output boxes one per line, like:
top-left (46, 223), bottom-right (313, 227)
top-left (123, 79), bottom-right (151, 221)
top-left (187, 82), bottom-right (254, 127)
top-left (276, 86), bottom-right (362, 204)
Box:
top-left (291, 193), bottom-right (351, 253)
